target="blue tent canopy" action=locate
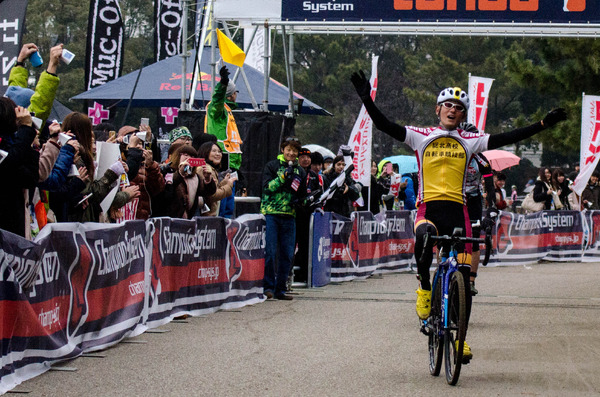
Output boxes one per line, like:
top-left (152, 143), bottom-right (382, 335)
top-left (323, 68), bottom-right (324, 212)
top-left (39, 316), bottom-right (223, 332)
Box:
top-left (72, 48), bottom-right (331, 116)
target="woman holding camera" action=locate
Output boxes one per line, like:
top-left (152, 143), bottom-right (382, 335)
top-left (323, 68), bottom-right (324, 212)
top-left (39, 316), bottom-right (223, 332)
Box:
top-left (165, 145), bottom-right (217, 219)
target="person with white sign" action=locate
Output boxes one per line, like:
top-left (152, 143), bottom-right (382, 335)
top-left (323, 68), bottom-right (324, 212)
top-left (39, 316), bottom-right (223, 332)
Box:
top-left (351, 70), bottom-right (566, 361)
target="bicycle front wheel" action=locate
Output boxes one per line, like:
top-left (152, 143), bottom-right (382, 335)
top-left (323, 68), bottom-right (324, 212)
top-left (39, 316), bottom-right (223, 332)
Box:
top-left (444, 271), bottom-right (467, 385)
top-left (428, 279), bottom-right (443, 376)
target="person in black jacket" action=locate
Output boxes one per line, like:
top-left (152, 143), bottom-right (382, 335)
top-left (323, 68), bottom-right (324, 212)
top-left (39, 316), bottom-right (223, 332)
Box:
top-left (322, 155), bottom-right (361, 217)
top-left (0, 98), bottom-right (39, 237)
top-left (533, 167), bottom-right (554, 210)
top-left (293, 147), bottom-right (323, 284)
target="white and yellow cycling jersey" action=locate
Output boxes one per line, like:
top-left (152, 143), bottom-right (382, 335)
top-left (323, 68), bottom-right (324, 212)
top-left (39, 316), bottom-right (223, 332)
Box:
top-left (404, 126), bottom-right (489, 206)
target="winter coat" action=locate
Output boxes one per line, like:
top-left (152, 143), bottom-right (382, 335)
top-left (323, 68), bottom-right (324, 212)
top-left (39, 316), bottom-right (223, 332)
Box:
top-left (123, 147), bottom-right (166, 220)
top-left (533, 179), bottom-right (553, 210)
top-left (38, 142), bottom-right (75, 191)
top-left (205, 81), bottom-right (242, 170)
top-left (260, 157), bottom-right (307, 217)
top-left (9, 66), bottom-right (59, 127)
top-left (166, 168), bottom-right (217, 219)
top-left (205, 165), bottom-right (233, 217)
top-left (0, 125), bottom-right (39, 237)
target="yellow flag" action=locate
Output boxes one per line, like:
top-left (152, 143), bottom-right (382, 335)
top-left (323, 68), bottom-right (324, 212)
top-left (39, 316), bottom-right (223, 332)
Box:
top-left (216, 29), bottom-right (246, 67)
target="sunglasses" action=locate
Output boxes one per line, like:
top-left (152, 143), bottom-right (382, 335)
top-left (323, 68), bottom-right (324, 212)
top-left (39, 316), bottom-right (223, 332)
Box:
top-left (441, 102), bottom-right (466, 113)
top-left (285, 137), bottom-right (299, 142)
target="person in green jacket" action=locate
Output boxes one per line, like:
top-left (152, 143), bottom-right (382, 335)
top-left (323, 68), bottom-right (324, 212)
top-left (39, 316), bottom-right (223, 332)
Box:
top-left (204, 65), bottom-right (243, 218)
top-left (260, 138), bottom-right (307, 300)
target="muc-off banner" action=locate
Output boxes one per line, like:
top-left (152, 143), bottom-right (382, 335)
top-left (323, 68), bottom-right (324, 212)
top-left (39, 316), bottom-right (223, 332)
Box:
top-left (282, 0), bottom-right (599, 23)
top-left (330, 211), bottom-right (414, 282)
top-left (0, 0), bottom-right (28, 96)
top-left (0, 221), bottom-right (150, 394)
top-left (85, 0), bottom-right (125, 90)
top-left (490, 211), bottom-right (584, 266)
top-left (147, 216), bottom-right (264, 327)
top-left (155, 0), bottom-right (183, 61)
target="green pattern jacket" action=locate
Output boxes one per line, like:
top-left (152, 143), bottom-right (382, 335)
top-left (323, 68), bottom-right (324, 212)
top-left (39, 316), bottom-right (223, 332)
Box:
top-left (260, 155), bottom-right (307, 217)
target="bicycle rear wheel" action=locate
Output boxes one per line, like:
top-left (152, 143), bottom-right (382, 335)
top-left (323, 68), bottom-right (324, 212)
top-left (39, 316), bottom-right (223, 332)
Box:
top-left (428, 279), bottom-right (443, 376)
top-left (444, 271), bottom-right (466, 385)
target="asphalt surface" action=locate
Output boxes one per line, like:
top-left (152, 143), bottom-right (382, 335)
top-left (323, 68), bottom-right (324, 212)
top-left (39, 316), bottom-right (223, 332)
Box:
top-left (13, 261), bottom-right (600, 396)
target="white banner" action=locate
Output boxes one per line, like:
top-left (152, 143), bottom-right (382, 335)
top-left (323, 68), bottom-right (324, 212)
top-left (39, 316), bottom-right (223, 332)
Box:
top-left (467, 75), bottom-right (494, 133)
top-left (244, 27), bottom-right (265, 73)
top-left (348, 55), bottom-right (378, 187)
top-left (573, 94), bottom-right (600, 195)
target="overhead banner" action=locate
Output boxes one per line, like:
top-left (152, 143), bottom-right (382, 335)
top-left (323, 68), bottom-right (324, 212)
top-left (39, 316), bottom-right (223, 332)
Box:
top-left (572, 94), bottom-right (600, 196)
top-left (0, 0), bottom-right (28, 96)
top-left (348, 55), bottom-right (378, 187)
top-left (281, 1), bottom-right (600, 23)
top-left (85, 0), bottom-right (125, 91)
top-left (467, 75), bottom-right (494, 133)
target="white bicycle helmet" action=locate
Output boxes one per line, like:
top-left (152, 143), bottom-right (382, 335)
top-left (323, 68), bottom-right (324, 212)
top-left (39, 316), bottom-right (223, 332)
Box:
top-left (437, 87), bottom-right (470, 111)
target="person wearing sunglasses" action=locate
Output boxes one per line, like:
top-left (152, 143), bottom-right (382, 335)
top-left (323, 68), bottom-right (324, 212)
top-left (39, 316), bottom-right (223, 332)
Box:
top-left (351, 70), bottom-right (566, 362)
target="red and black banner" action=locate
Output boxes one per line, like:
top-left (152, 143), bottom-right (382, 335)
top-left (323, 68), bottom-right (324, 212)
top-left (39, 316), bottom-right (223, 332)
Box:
top-left (490, 210), bottom-right (584, 265)
top-left (85, 0), bottom-right (125, 91)
top-left (329, 211), bottom-right (414, 282)
top-left (0, 215), bottom-right (265, 393)
top-left (0, 0), bottom-right (28, 96)
top-left (147, 215), bottom-right (265, 327)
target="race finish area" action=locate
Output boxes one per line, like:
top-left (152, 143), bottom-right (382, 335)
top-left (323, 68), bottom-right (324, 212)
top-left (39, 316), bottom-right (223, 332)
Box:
top-left (15, 262), bottom-right (600, 395)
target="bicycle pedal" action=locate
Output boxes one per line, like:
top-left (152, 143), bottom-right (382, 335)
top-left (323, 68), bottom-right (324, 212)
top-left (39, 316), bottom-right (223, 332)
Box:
top-left (419, 321), bottom-right (431, 336)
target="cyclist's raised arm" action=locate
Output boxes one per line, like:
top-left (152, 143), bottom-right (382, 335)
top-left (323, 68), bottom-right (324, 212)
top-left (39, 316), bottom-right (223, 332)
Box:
top-left (351, 70), bottom-right (407, 142)
top-left (488, 108), bottom-right (566, 150)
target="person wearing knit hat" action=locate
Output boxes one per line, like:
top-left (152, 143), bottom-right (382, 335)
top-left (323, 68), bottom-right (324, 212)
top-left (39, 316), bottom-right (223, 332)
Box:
top-left (168, 126), bottom-right (193, 145)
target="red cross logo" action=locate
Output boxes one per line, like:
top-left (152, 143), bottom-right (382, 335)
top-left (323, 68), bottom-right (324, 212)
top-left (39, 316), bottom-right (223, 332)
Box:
top-left (87, 102), bottom-right (109, 126)
top-left (161, 107), bottom-right (179, 124)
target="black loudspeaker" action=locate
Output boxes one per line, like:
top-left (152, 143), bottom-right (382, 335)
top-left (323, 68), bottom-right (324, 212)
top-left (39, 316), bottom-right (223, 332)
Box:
top-left (178, 110), bottom-right (296, 215)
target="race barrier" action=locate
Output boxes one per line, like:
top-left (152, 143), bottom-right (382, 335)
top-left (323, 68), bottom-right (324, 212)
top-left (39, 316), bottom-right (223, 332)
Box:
top-left (2, 209), bottom-right (600, 392)
top-left (0, 215), bottom-right (265, 394)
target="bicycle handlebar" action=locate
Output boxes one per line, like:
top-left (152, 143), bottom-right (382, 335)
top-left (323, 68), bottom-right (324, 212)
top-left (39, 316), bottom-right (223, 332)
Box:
top-left (418, 226), bottom-right (493, 266)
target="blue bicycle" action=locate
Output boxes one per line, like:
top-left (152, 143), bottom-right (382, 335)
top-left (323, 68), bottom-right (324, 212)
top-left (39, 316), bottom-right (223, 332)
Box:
top-left (420, 227), bottom-right (491, 385)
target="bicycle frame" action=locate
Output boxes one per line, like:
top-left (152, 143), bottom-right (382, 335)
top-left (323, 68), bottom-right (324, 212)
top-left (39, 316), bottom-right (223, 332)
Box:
top-left (420, 226), bottom-right (491, 385)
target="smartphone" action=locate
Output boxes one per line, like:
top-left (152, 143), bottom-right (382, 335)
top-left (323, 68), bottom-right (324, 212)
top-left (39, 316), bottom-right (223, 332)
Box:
top-left (109, 130), bottom-right (116, 140)
top-left (188, 158), bottom-right (206, 167)
top-left (140, 117), bottom-right (149, 127)
top-left (229, 171), bottom-right (238, 180)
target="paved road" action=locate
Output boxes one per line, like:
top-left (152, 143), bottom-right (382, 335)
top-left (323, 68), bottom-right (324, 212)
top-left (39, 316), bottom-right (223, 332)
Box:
top-left (14, 262), bottom-right (600, 396)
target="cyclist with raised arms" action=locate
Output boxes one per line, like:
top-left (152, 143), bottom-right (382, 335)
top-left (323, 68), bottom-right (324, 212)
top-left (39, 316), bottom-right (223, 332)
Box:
top-left (351, 70), bottom-right (566, 361)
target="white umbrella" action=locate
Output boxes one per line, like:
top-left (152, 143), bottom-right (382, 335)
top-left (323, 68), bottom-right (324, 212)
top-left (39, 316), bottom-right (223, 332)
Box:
top-left (303, 144), bottom-right (335, 160)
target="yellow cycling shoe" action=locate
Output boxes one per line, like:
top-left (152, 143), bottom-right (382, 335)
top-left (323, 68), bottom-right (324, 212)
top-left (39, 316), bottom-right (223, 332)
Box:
top-left (456, 340), bottom-right (473, 361)
top-left (416, 288), bottom-right (432, 320)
